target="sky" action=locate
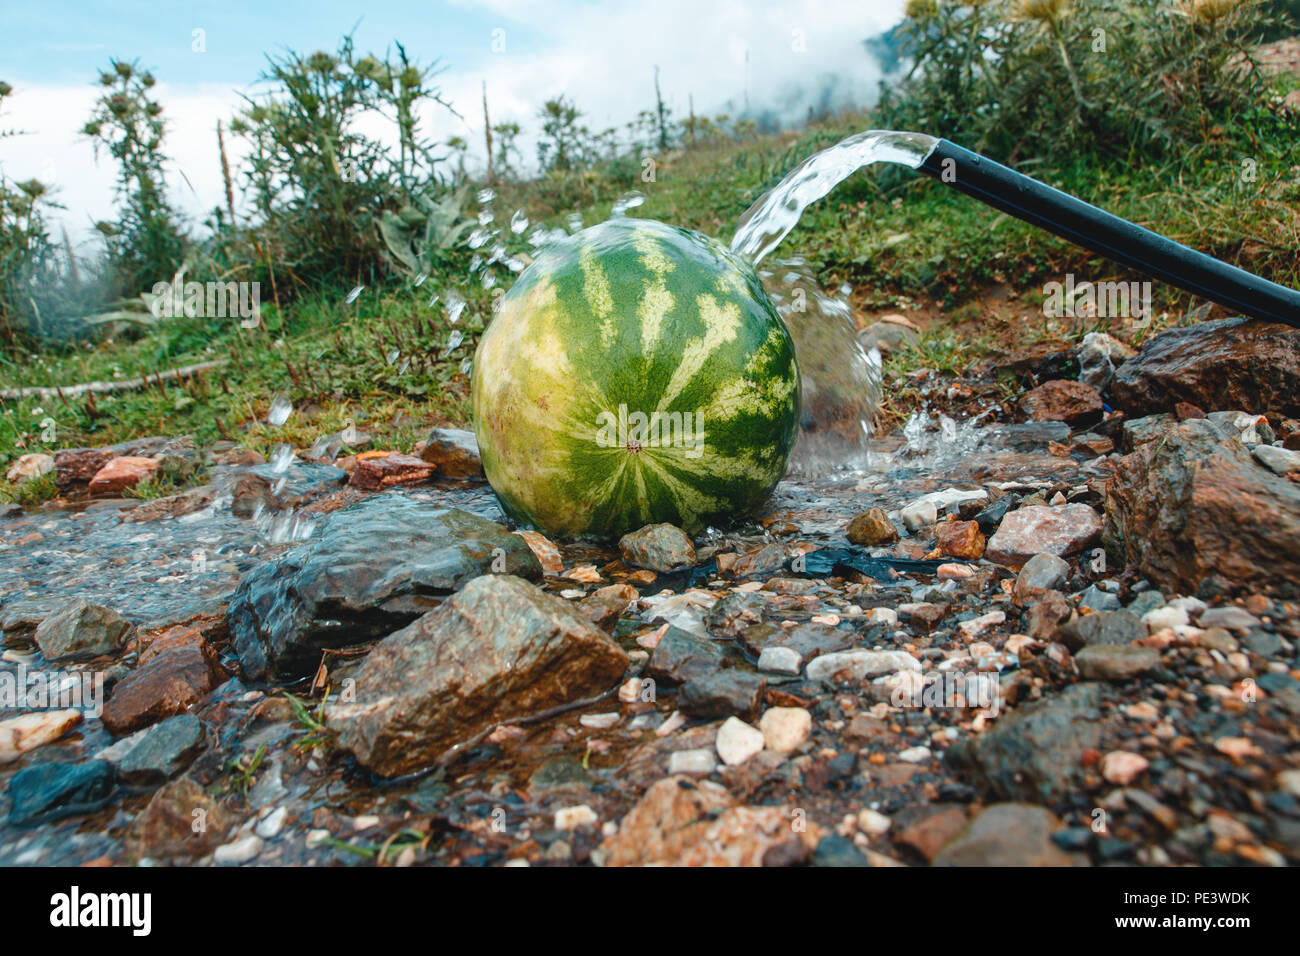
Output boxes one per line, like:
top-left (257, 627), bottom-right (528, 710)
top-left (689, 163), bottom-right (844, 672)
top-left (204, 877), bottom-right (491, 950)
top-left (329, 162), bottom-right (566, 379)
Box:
top-left (0, 0), bottom-right (905, 250)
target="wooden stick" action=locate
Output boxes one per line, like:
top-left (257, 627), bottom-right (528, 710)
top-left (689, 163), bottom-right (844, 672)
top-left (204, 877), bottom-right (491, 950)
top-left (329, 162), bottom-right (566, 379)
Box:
top-left (0, 360), bottom-right (229, 401)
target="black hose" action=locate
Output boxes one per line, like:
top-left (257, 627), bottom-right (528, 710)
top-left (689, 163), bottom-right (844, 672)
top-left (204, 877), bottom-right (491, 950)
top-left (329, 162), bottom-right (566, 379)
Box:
top-left (918, 139), bottom-right (1300, 327)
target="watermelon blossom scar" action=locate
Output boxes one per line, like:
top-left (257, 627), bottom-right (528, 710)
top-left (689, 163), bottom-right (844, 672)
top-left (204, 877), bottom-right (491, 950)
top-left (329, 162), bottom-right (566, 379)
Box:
top-left (594, 405), bottom-right (705, 459)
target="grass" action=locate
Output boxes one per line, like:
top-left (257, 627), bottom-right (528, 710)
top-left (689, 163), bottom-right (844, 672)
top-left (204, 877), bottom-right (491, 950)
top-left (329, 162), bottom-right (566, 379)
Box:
top-left (1, 77), bottom-right (1297, 472)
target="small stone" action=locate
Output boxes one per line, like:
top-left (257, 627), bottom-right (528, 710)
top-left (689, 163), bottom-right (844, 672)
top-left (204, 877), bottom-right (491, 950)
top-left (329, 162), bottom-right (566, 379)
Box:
top-left (805, 649), bottom-right (920, 682)
top-left (898, 745), bottom-right (932, 763)
top-left (87, 456), bottom-right (158, 494)
top-left (759, 707), bottom-right (812, 754)
top-left (34, 601), bottom-right (135, 662)
top-left (934, 520), bottom-right (986, 559)
top-left (985, 504), bottom-right (1103, 567)
top-left (1277, 769), bottom-right (1300, 797)
top-left (1014, 553), bottom-right (1071, 602)
top-left (1022, 379), bottom-right (1103, 427)
top-left (716, 716), bottom-right (764, 766)
top-left (1253, 443), bottom-right (1300, 475)
top-left (958, 610), bottom-right (1005, 639)
top-left (900, 499), bottom-right (938, 533)
top-left (857, 808), bottom-right (891, 836)
top-left (256, 806), bottom-right (289, 840)
top-left (5, 452), bottom-right (54, 484)
top-left (619, 523), bottom-right (696, 573)
top-left (514, 530), bottom-right (563, 576)
top-left (0, 709), bottom-right (83, 765)
top-left (1100, 750), bottom-right (1149, 785)
top-left (865, 607), bottom-right (898, 627)
top-left (846, 508), bottom-right (899, 546)
top-left (347, 452), bottom-right (437, 490)
top-left (1057, 610), bottom-right (1146, 652)
top-left (419, 427), bottom-right (483, 478)
top-left (579, 712), bottom-right (620, 729)
top-left (7, 761), bottom-right (115, 826)
top-left (116, 713), bottom-right (205, 786)
top-left (213, 833), bottom-right (263, 865)
top-left (554, 805), bottom-right (598, 830)
top-left (757, 645), bottom-right (802, 674)
top-left (937, 563), bottom-right (975, 580)
top-left (1142, 605), bottom-right (1189, 631)
top-left (101, 643), bottom-right (226, 736)
top-left (1199, 606), bottom-right (1262, 632)
top-left (1076, 644), bottom-right (1161, 680)
top-left (667, 748), bottom-right (717, 775)
top-left (933, 803), bottom-right (1084, 867)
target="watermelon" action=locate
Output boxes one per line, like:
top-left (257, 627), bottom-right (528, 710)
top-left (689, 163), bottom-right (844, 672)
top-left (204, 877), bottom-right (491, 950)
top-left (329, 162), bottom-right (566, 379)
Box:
top-left (471, 217), bottom-right (800, 539)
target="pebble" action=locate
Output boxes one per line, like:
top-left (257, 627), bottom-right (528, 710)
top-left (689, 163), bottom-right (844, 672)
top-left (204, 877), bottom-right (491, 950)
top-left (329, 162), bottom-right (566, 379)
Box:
top-left (715, 716), bottom-right (765, 766)
top-left (1142, 605), bottom-right (1189, 631)
top-left (1076, 644), bottom-right (1161, 680)
top-left (898, 745), bottom-right (932, 763)
top-left (759, 707), bottom-right (812, 754)
top-left (579, 712), bottom-right (620, 729)
top-left (958, 610), bottom-right (1005, 639)
top-left (1100, 751), bottom-right (1150, 785)
top-left (668, 748), bottom-right (717, 775)
top-left (1253, 443), bottom-right (1300, 475)
top-left (757, 645), bottom-right (802, 674)
top-left (900, 498), bottom-right (938, 532)
top-left (213, 834), bottom-right (262, 865)
top-left (857, 808), bottom-right (891, 836)
top-left (865, 607), bottom-right (898, 626)
top-left (805, 649), bottom-right (921, 682)
top-left (255, 806), bottom-right (289, 840)
top-left (554, 805), bottom-right (598, 830)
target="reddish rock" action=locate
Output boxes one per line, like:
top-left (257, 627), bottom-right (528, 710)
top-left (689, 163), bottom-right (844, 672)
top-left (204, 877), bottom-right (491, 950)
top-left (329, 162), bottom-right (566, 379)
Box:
top-left (514, 529), bottom-right (563, 576)
top-left (348, 452), bottom-right (437, 491)
top-left (895, 806), bottom-right (970, 862)
top-left (934, 519), bottom-right (986, 559)
top-left (101, 644), bottom-right (226, 736)
top-left (419, 427), bottom-right (484, 478)
top-left (126, 777), bottom-right (234, 860)
top-left (1175, 402), bottom-right (1206, 421)
top-left (1021, 379), bottom-right (1104, 427)
top-left (1104, 417), bottom-right (1300, 597)
top-left (578, 583), bottom-right (638, 631)
top-left (847, 508), bottom-right (899, 546)
top-left (1109, 318), bottom-right (1300, 417)
top-left (55, 436), bottom-right (192, 488)
top-left (933, 804), bottom-right (1085, 866)
top-left (985, 504), bottom-right (1103, 568)
top-left (87, 456), bottom-right (158, 495)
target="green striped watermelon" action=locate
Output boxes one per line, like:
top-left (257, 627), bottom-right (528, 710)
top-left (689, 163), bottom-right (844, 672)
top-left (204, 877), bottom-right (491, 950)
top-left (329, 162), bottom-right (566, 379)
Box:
top-left (471, 217), bottom-right (800, 540)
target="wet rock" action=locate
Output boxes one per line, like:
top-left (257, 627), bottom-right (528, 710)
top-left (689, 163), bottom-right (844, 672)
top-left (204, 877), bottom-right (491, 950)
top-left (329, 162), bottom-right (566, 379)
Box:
top-left (578, 583), bottom-right (637, 631)
top-left (985, 504), bottom-right (1102, 568)
top-left (1057, 611), bottom-right (1146, 652)
top-left (729, 543), bottom-right (788, 577)
top-left (973, 495), bottom-right (1015, 534)
top-left (5, 453), bottom-right (54, 484)
top-left (1024, 590), bottom-right (1073, 641)
top-left (101, 643), bottom-right (226, 736)
top-left (934, 519), bottom-right (985, 559)
top-left (900, 498), bottom-right (938, 533)
top-left (846, 507), bottom-right (899, 546)
top-left (716, 716), bottom-right (764, 765)
top-left (230, 472), bottom-right (275, 518)
top-left (1076, 644), bottom-right (1161, 680)
top-left (229, 498), bottom-right (540, 680)
top-left (330, 574), bottom-right (629, 777)
top-left (1109, 318), bottom-right (1300, 418)
top-left (599, 776), bottom-right (822, 867)
top-left (760, 706), bottom-right (812, 754)
top-left (1254, 444), bottom-right (1300, 476)
top-left (1199, 606), bottom-right (1261, 632)
top-left (8, 761), bottom-right (115, 826)
top-left (946, 683), bottom-right (1103, 803)
top-left (115, 714), bottom-right (205, 786)
top-left (858, 318), bottom-right (919, 354)
top-left (1100, 750), bottom-right (1149, 785)
top-left (667, 748), bottom-right (718, 775)
top-left (1078, 331), bottom-right (1136, 391)
top-left (757, 645), bottom-right (802, 674)
top-left (126, 776), bottom-right (233, 860)
top-left (705, 591), bottom-right (766, 637)
top-left (123, 484), bottom-right (218, 522)
top-left (348, 452), bottom-right (438, 491)
top-left (1022, 379), bottom-right (1103, 427)
top-left (618, 523), bottom-right (696, 573)
top-left (87, 456), bottom-right (158, 495)
top-left (739, 622), bottom-right (851, 662)
top-left (1013, 553), bottom-right (1070, 605)
top-left (896, 806), bottom-right (969, 862)
top-left (419, 427), bottom-right (483, 478)
top-left (250, 461), bottom-right (346, 503)
top-left (933, 804), bottom-right (1085, 866)
top-left (1104, 418), bottom-right (1300, 597)
top-left (513, 529), bottom-right (563, 576)
top-left (33, 601), bottom-right (135, 662)
top-left (54, 436), bottom-right (194, 489)
top-left (1078, 583), bottom-right (1122, 612)
top-left (214, 833), bottom-right (263, 865)
top-left (993, 421), bottom-right (1071, 452)
top-left (679, 670), bottom-right (766, 720)
top-left (805, 649), bottom-right (920, 682)
top-left (646, 626), bottom-right (736, 685)
top-left (0, 709), bottom-right (83, 764)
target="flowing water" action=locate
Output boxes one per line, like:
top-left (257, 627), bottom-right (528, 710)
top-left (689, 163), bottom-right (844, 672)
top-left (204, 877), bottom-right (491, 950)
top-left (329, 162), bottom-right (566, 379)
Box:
top-left (729, 130), bottom-right (939, 475)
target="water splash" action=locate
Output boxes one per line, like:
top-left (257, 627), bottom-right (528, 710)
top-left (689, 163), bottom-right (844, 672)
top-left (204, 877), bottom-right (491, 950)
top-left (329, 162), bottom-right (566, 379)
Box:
top-left (267, 394), bottom-right (293, 427)
top-left (729, 130), bottom-right (937, 476)
top-left (731, 130), bottom-right (936, 265)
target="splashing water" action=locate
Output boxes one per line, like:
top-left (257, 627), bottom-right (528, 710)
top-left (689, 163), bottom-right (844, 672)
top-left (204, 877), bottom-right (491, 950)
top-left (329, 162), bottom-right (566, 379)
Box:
top-left (729, 130), bottom-right (938, 475)
top-left (267, 394), bottom-right (293, 427)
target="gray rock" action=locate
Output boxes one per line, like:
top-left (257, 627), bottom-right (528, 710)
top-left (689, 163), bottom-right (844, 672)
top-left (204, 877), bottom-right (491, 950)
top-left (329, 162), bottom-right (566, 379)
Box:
top-left (1254, 444), bottom-right (1300, 476)
top-left (858, 321), bottom-right (919, 354)
top-left (1076, 644), bottom-right (1161, 680)
top-left (1077, 584), bottom-right (1122, 612)
top-left (1199, 606), bottom-right (1261, 632)
top-left (705, 591), bottom-right (767, 638)
top-left (116, 714), bottom-right (204, 786)
top-left (1125, 590), bottom-right (1167, 618)
top-left (8, 761), bottom-right (116, 826)
top-left (1057, 610), bottom-right (1146, 652)
top-left (646, 626), bottom-right (740, 685)
top-left (1077, 331), bottom-right (1135, 391)
top-left (1015, 553), bottom-right (1070, 593)
top-left (228, 498), bottom-right (541, 680)
top-left (419, 427), bottom-right (483, 479)
top-left (618, 523), bottom-right (696, 573)
top-left (678, 670), bottom-right (767, 720)
top-left (330, 574), bottom-right (629, 777)
top-left (34, 601), bottom-right (135, 662)
top-left (249, 461), bottom-right (347, 504)
top-left (945, 683), bottom-right (1104, 804)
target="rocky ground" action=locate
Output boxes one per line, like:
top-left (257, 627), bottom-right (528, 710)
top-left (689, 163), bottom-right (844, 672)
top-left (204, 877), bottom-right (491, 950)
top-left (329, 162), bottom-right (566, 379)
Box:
top-left (1, 315), bottom-right (1298, 867)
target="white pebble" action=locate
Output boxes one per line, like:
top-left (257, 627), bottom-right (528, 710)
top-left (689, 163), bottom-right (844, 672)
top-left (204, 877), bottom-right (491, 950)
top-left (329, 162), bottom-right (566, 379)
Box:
top-left (213, 834), bottom-right (262, 865)
top-left (757, 645), bottom-right (802, 674)
top-left (715, 716), bottom-right (765, 766)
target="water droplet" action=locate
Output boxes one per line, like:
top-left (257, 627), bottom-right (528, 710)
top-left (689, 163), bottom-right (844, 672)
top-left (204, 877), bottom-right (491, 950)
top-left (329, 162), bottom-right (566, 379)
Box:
top-left (270, 443), bottom-right (295, 474)
top-left (468, 227), bottom-right (492, 250)
top-left (510, 210), bottom-right (529, 234)
top-left (566, 212), bottom-right (584, 233)
top-left (447, 330), bottom-right (464, 351)
top-left (397, 358), bottom-right (411, 376)
top-left (460, 357), bottom-right (473, 375)
top-left (386, 348), bottom-right (400, 366)
top-left (345, 285), bottom-right (364, 305)
top-left (476, 188), bottom-right (496, 206)
top-left (476, 210), bottom-right (494, 227)
top-left (414, 272), bottom-right (428, 287)
top-left (267, 395), bottom-right (293, 427)
top-left (611, 191), bottom-right (646, 217)
top-left (446, 290), bottom-right (466, 324)
top-left (481, 272), bottom-right (497, 290)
